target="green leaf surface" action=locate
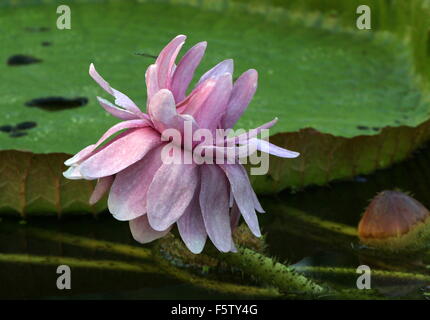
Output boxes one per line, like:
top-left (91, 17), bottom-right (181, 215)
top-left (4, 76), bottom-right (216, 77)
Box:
top-left (1, 0), bottom-right (430, 206)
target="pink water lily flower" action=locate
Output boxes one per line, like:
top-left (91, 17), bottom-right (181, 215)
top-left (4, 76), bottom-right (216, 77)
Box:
top-left (63, 35), bottom-right (299, 253)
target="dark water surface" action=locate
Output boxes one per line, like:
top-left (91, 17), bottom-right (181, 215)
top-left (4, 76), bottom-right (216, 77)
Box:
top-left (1, 143), bottom-right (430, 299)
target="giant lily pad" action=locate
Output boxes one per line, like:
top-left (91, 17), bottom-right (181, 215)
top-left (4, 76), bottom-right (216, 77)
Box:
top-left (1, 0), bottom-right (430, 215)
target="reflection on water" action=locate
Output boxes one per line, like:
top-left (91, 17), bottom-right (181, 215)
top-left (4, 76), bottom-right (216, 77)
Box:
top-left (0, 217), bottom-right (243, 299)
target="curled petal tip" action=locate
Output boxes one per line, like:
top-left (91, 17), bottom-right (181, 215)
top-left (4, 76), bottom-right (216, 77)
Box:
top-left (199, 59), bottom-right (234, 84)
top-left (193, 41), bottom-right (208, 52)
top-left (88, 62), bottom-right (114, 95)
top-left (224, 59), bottom-right (234, 72)
top-left (152, 88), bottom-right (175, 104)
top-left (64, 157), bottom-right (75, 166)
top-left (189, 248), bottom-right (204, 255)
top-left (279, 150), bottom-right (300, 158)
top-left (194, 41), bottom-right (207, 51)
top-left (129, 215), bottom-right (171, 244)
top-left (246, 68), bottom-right (258, 77)
top-left (248, 69), bottom-right (258, 86)
top-left (89, 63), bottom-right (98, 78)
top-left (63, 166), bottom-right (83, 180)
top-left (96, 96), bottom-right (107, 105)
top-left (158, 88), bottom-right (174, 95)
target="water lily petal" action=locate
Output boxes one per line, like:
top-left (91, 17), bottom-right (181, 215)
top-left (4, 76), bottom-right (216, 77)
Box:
top-left (147, 89), bottom-right (178, 132)
top-left (225, 118), bottom-right (278, 145)
top-left (198, 59), bottom-right (233, 85)
top-left (89, 176), bottom-right (114, 205)
top-left (199, 164), bottom-right (232, 252)
top-left (220, 164), bottom-right (261, 237)
top-left (171, 41), bottom-right (207, 102)
top-left (79, 127), bottom-right (161, 179)
top-left (89, 63), bottom-right (113, 95)
top-left (179, 78), bottom-right (216, 117)
top-left (149, 89), bottom-right (199, 136)
top-left (62, 165), bottom-right (84, 180)
top-left (156, 35), bottom-right (186, 89)
top-left (200, 139), bottom-right (258, 163)
top-left (177, 190), bottom-right (207, 254)
top-left (97, 97), bottom-right (139, 120)
top-left (112, 88), bottom-right (143, 116)
top-left (108, 145), bottom-right (164, 221)
top-left (64, 119), bottom-right (151, 166)
top-left (222, 69), bottom-right (258, 129)
top-left (145, 64), bottom-right (160, 103)
top-left (89, 63), bottom-right (143, 115)
top-left (129, 214), bottom-right (171, 244)
top-left (195, 73), bottom-right (232, 132)
top-left (249, 138), bottom-right (300, 158)
top-left (147, 163), bottom-right (199, 231)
